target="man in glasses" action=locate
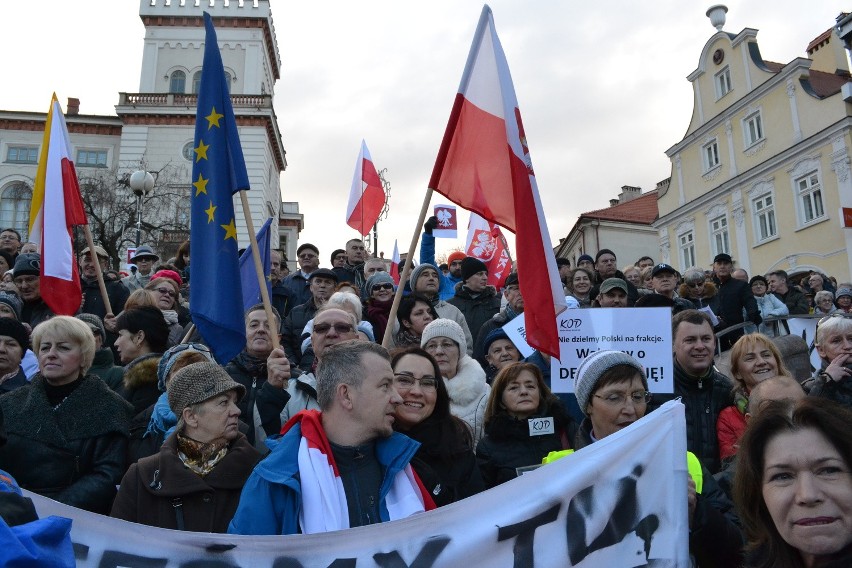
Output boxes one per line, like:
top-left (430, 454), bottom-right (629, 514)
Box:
top-left (283, 243), bottom-right (320, 313)
top-left (122, 245), bottom-right (160, 292)
top-left (79, 246), bottom-right (130, 361)
top-left (229, 340), bottom-right (434, 535)
top-left (282, 268), bottom-right (338, 367)
top-left (0, 229), bottom-right (21, 259)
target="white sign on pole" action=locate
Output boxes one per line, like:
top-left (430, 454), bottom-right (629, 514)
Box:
top-left (501, 312), bottom-right (535, 358)
top-left (550, 307), bottom-right (673, 394)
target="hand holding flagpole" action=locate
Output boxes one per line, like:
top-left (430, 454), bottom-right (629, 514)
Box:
top-left (239, 192), bottom-right (280, 350)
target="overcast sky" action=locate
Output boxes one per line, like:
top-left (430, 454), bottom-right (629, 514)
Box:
top-left (0, 1), bottom-right (844, 264)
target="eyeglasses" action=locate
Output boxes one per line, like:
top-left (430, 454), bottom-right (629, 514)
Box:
top-left (593, 391), bottom-right (652, 406)
top-left (299, 253), bottom-right (317, 260)
top-left (372, 283), bottom-right (394, 292)
top-left (424, 340), bottom-right (458, 353)
top-left (154, 287), bottom-right (177, 298)
top-left (313, 322), bottom-right (355, 334)
top-left (0, 235), bottom-right (19, 241)
top-left (393, 374), bottom-right (438, 391)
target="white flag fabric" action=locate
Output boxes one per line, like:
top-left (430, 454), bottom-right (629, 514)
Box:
top-left (29, 401), bottom-right (688, 567)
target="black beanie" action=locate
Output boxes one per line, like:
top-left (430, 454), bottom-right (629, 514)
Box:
top-left (461, 256), bottom-right (488, 283)
top-left (12, 253), bottom-right (40, 278)
top-left (0, 317), bottom-right (29, 350)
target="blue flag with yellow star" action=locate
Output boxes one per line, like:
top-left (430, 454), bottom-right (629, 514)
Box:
top-left (239, 217), bottom-right (272, 312)
top-left (189, 12), bottom-right (248, 364)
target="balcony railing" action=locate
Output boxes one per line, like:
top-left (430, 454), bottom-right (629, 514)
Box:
top-left (118, 93), bottom-right (272, 109)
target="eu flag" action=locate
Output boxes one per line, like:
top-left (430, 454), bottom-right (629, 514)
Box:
top-left (189, 12), bottom-right (248, 364)
top-left (239, 217), bottom-right (272, 312)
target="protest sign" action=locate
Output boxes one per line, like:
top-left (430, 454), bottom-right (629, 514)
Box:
top-left (502, 312), bottom-right (535, 358)
top-left (432, 204), bottom-right (457, 238)
top-left (786, 316), bottom-right (821, 370)
top-left (29, 401), bottom-right (688, 567)
top-left (551, 307), bottom-right (673, 394)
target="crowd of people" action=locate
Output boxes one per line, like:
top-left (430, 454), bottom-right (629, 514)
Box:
top-left (1, 221), bottom-right (851, 567)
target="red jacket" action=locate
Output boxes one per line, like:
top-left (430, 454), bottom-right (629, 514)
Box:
top-left (716, 405), bottom-right (747, 461)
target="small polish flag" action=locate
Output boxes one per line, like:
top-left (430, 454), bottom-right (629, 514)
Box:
top-left (346, 140), bottom-right (385, 236)
top-left (390, 240), bottom-right (401, 285)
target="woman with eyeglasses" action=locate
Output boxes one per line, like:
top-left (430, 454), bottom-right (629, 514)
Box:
top-left (390, 347), bottom-right (485, 506)
top-left (572, 350), bottom-right (743, 566)
top-left (364, 272), bottom-right (396, 344)
top-left (749, 275), bottom-right (789, 336)
top-left (421, 319), bottom-right (489, 445)
top-left (145, 276), bottom-right (185, 347)
top-left (679, 268), bottom-right (720, 313)
top-left (476, 362), bottom-right (576, 488)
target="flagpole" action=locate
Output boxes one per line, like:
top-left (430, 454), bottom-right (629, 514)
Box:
top-left (382, 188), bottom-right (432, 348)
top-left (499, 233), bottom-right (515, 274)
top-left (82, 225), bottom-right (113, 316)
top-left (239, 191), bottom-right (280, 350)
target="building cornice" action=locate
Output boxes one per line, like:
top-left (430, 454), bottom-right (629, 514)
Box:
top-left (655, 117), bottom-right (852, 227)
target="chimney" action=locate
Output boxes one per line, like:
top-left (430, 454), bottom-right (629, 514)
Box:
top-left (67, 98), bottom-right (80, 116)
top-left (609, 199), bottom-right (620, 207)
top-left (618, 185), bottom-right (642, 203)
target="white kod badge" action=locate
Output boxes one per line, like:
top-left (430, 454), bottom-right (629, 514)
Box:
top-left (528, 416), bottom-right (555, 436)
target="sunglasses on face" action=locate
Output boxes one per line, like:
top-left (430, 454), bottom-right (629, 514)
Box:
top-left (373, 283), bottom-right (394, 292)
top-left (313, 323), bottom-right (355, 334)
top-left (154, 287), bottom-right (177, 298)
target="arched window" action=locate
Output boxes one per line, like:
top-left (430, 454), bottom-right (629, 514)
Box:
top-left (192, 71), bottom-right (202, 94)
top-left (0, 183), bottom-right (32, 240)
top-left (169, 70), bottom-right (186, 94)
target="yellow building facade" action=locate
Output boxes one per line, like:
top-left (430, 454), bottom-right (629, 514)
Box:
top-left (655, 8), bottom-right (852, 283)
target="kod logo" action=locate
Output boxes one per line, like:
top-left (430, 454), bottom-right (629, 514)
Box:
top-left (560, 318), bottom-right (582, 330)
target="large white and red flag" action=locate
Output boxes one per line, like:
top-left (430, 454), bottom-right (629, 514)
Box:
top-left (465, 212), bottom-right (511, 289)
top-left (346, 140), bottom-right (385, 236)
top-left (390, 239), bottom-right (401, 284)
top-left (29, 94), bottom-right (88, 315)
top-left (429, 6), bottom-right (566, 358)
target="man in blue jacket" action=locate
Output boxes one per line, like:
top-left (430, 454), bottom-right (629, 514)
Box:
top-left (420, 216), bottom-right (463, 301)
top-left (228, 341), bottom-right (434, 535)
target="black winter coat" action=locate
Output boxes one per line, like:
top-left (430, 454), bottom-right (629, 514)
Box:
top-left (476, 401), bottom-right (576, 488)
top-left (117, 353), bottom-right (162, 416)
top-left (401, 417), bottom-right (484, 507)
top-left (655, 362), bottom-right (732, 474)
top-left (111, 432), bottom-right (261, 532)
top-left (713, 276), bottom-right (761, 349)
top-left (0, 374), bottom-right (133, 514)
top-left (281, 299), bottom-right (319, 366)
top-left (448, 284), bottom-right (501, 345)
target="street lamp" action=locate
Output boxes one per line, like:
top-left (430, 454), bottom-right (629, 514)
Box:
top-left (128, 170), bottom-right (154, 247)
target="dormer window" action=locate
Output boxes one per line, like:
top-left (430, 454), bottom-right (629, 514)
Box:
top-left (715, 66), bottom-right (732, 99)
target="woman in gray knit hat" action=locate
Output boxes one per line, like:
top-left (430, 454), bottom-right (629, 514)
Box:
top-left (111, 362), bottom-right (261, 532)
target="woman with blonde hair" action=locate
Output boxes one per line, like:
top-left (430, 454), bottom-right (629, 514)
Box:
top-left (717, 333), bottom-right (792, 462)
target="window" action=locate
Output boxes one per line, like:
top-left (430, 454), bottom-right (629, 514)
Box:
top-left (702, 139), bottom-right (720, 171)
top-left (679, 231), bottom-right (695, 269)
top-left (169, 70), bottom-right (186, 94)
top-left (5, 146), bottom-right (38, 164)
top-left (192, 71), bottom-right (202, 94)
top-left (752, 193), bottom-right (777, 242)
top-left (715, 67), bottom-right (732, 98)
top-left (796, 171), bottom-right (825, 224)
top-left (76, 150), bottom-right (108, 168)
top-left (743, 112), bottom-right (764, 148)
top-left (710, 215), bottom-right (730, 256)
top-left (0, 183), bottom-right (32, 239)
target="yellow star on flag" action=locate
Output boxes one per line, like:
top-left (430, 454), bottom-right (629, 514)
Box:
top-left (205, 201), bottom-right (217, 222)
top-left (205, 107), bottom-right (224, 129)
top-left (194, 140), bottom-right (209, 162)
top-left (193, 173), bottom-right (209, 196)
top-left (221, 218), bottom-right (238, 241)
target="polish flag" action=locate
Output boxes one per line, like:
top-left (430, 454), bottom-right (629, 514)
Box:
top-left (465, 213), bottom-right (511, 289)
top-left (429, 7), bottom-right (566, 358)
top-left (29, 94), bottom-right (88, 315)
top-left (346, 140), bottom-right (385, 236)
top-left (390, 239), bottom-right (401, 285)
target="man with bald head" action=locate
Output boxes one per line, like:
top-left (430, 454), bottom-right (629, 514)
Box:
top-left (746, 375), bottom-right (805, 418)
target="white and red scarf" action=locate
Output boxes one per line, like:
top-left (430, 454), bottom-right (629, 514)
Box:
top-left (289, 410), bottom-right (435, 534)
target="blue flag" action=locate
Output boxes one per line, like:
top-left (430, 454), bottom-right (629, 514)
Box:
top-left (239, 217), bottom-right (272, 312)
top-left (189, 12), bottom-right (249, 364)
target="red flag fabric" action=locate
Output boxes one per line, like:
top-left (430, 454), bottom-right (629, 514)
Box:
top-left (33, 95), bottom-right (88, 315)
top-left (428, 7), bottom-right (566, 358)
top-left (390, 239), bottom-right (401, 285)
top-left (346, 140), bottom-right (385, 235)
top-left (465, 213), bottom-right (510, 289)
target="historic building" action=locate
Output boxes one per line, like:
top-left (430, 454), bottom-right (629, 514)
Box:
top-left (0, 0), bottom-right (301, 266)
top-left (553, 184), bottom-right (660, 267)
top-left (655, 6), bottom-right (852, 282)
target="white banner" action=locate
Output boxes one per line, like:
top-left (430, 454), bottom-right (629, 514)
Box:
top-left (786, 316), bottom-right (821, 371)
top-left (29, 401), bottom-right (689, 567)
top-left (551, 308), bottom-right (673, 394)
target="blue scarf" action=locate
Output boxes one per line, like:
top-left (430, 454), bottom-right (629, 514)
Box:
top-left (145, 392), bottom-right (177, 440)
